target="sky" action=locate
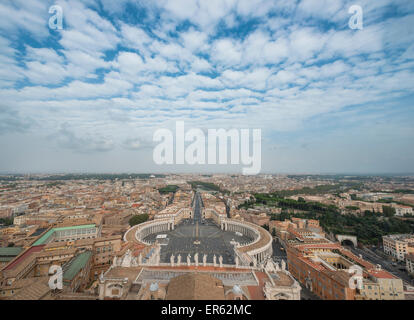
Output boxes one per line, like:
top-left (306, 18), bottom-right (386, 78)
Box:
top-left (0, 0), bottom-right (413, 175)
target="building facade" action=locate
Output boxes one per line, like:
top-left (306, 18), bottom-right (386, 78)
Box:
top-left (383, 234), bottom-right (414, 261)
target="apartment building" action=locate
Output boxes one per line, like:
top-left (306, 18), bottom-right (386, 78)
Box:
top-left (286, 242), bottom-right (404, 300)
top-left (104, 211), bottom-right (133, 225)
top-left (239, 212), bottom-right (270, 227)
top-left (383, 234), bottom-right (414, 261)
top-left (270, 218), bottom-right (325, 242)
top-left (286, 243), bottom-right (356, 300)
top-left (358, 268), bottom-right (405, 300)
top-left (406, 254), bottom-right (414, 275)
top-left (393, 205), bottom-right (413, 217)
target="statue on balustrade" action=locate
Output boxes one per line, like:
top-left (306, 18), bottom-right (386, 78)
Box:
top-left (219, 255), bottom-right (223, 267)
top-left (194, 252), bottom-right (199, 266)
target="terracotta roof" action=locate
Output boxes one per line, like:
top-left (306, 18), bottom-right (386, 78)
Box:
top-left (0, 277), bottom-right (37, 290)
top-left (294, 243), bottom-right (341, 251)
top-left (238, 224), bottom-right (272, 253)
top-left (2, 245), bottom-right (45, 272)
top-left (37, 248), bottom-right (77, 258)
top-left (338, 249), bottom-right (373, 269)
top-left (322, 270), bottom-right (352, 286)
top-left (166, 273), bottom-right (225, 300)
top-left (272, 271), bottom-right (295, 287)
top-left (368, 269), bottom-right (396, 279)
top-left (246, 271), bottom-right (268, 300)
top-left (104, 266), bottom-right (143, 280)
top-left (9, 277), bottom-right (50, 300)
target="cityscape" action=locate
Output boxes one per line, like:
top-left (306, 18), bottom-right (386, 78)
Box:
top-left (1, 173), bottom-right (414, 300)
top-left (0, 0), bottom-right (414, 307)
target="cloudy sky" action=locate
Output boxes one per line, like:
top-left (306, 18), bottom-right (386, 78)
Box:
top-left (0, 0), bottom-right (413, 174)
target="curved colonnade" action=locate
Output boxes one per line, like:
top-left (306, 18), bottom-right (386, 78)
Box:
top-left (221, 219), bottom-right (273, 265)
top-left (124, 218), bottom-right (174, 245)
top-left (124, 214), bottom-right (273, 266)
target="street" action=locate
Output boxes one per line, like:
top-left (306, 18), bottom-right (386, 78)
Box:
top-left (271, 237), bottom-right (287, 262)
top-left (346, 245), bottom-right (413, 285)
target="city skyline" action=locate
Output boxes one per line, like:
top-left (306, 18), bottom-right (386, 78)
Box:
top-left (2, 173), bottom-right (414, 301)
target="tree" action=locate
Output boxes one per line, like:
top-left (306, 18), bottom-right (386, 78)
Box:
top-left (382, 205), bottom-right (396, 217)
top-left (346, 206), bottom-right (359, 211)
top-left (0, 217), bottom-right (13, 226)
top-left (158, 185), bottom-right (179, 194)
top-left (129, 214), bottom-right (149, 227)
top-left (279, 211), bottom-right (290, 221)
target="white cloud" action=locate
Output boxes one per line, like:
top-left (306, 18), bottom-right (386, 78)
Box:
top-left (180, 29), bottom-right (209, 53)
top-left (116, 51), bottom-right (145, 74)
top-left (4, 73), bottom-right (132, 101)
top-left (57, 0), bottom-right (120, 54)
top-left (55, 122), bottom-right (114, 153)
top-left (0, 36), bottom-right (24, 87)
top-left (115, 51), bottom-right (178, 79)
top-left (120, 23), bottom-right (153, 56)
top-left (221, 68), bottom-right (272, 90)
top-left (24, 61), bottom-right (67, 85)
top-left (236, 0), bottom-right (275, 17)
top-left (322, 26), bottom-right (383, 59)
top-left (25, 47), bottom-right (64, 64)
top-left (157, 0), bottom-right (237, 31)
top-left (297, 0), bottom-right (344, 20)
top-left (288, 27), bottom-right (328, 61)
top-left (211, 38), bottom-right (242, 67)
top-left (0, 0), bottom-right (51, 39)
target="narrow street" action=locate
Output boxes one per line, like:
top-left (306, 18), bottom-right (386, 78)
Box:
top-left (271, 237), bottom-right (287, 262)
